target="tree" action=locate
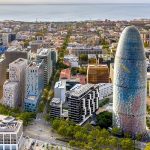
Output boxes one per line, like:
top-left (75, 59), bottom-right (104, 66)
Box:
top-left (79, 54), bottom-right (88, 62)
top-left (74, 131), bottom-right (87, 142)
top-left (17, 112), bottom-right (36, 126)
top-left (79, 67), bottom-right (87, 75)
top-left (136, 133), bottom-right (143, 141)
top-left (145, 143), bottom-right (150, 150)
top-left (96, 111), bottom-right (112, 128)
top-left (108, 137), bottom-right (118, 149)
top-left (120, 138), bottom-right (134, 150)
top-left (58, 125), bottom-right (67, 137)
top-left (111, 127), bottom-right (122, 137)
top-left (52, 119), bottom-right (61, 130)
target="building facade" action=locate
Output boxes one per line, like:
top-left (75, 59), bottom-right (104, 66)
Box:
top-left (37, 48), bottom-right (52, 86)
top-left (113, 26), bottom-right (147, 135)
top-left (3, 81), bottom-right (19, 108)
top-left (87, 64), bottom-right (109, 84)
top-left (0, 56), bottom-right (6, 99)
top-left (50, 98), bottom-right (62, 118)
top-left (54, 80), bottom-right (66, 104)
top-left (24, 61), bottom-right (44, 112)
top-left (5, 47), bottom-right (31, 67)
top-left (0, 115), bottom-right (23, 150)
top-left (9, 58), bottom-right (28, 107)
top-left (67, 84), bottom-right (99, 125)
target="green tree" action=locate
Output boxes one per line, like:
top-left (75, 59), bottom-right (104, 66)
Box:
top-left (120, 138), bottom-right (134, 150)
top-left (111, 127), bottom-right (122, 136)
top-left (145, 143), bottom-right (150, 150)
top-left (108, 137), bottom-right (118, 149)
top-left (79, 54), bottom-right (88, 62)
top-left (52, 119), bottom-right (61, 130)
top-left (96, 111), bottom-right (112, 129)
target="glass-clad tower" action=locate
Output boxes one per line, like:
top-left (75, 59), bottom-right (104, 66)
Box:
top-left (113, 26), bottom-right (147, 135)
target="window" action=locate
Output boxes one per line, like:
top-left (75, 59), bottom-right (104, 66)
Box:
top-left (12, 145), bottom-right (16, 150)
top-left (0, 145), bottom-right (3, 150)
top-left (5, 145), bottom-right (10, 150)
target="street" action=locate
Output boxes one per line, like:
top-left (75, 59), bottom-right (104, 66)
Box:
top-left (23, 113), bottom-right (70, 149)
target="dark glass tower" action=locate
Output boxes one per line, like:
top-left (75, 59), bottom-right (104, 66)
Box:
top-left (113, 26), bottom-right (147, 135)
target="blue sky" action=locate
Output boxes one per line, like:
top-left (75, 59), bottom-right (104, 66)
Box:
top-left (0, 0), bottom-right (149, 3)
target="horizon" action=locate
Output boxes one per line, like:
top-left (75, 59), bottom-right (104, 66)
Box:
top-left (0, 2), bottom-right (150, 4)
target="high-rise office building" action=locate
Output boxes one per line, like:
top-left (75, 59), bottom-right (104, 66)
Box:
top-left (113, 26), bottom-right (147, 135)
top-left (5, 47), bottom-right (31, 67)
top-left (37, 48), bottom-right (52, 86)
top-left (24, 61), bottom-right (44, 112)
top-left (9, 58), bottom-right (28, 106)
top-left (87, 64), bottom-right (109, 84)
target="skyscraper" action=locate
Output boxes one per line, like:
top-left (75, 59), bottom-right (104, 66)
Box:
top-left (113, 26), bottom-right (147, 135)
top-left (37, 48), bottom-right (52, 86)
top-left (9, 58), bottom-right (28, 106)
top-left (24, 61), bottom-right (44, 112)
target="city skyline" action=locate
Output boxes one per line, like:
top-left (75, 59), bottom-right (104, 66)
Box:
top-left (0, 0), bottom-right (150, 4)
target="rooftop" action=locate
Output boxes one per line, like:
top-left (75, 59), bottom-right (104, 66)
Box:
top-left (0, 115), bottom-right (22, 133)
top-left (7, 47), bottom-right (30, 52)
top-left (10, 58), bottom-right (27, 66)
top-left (55, 80), bottom-right (66, 89)
top-left (27, 60), bottom-right (43, 69)
top-left (69, 83), bottom-right (95, 97)
top-left (37, 48), bottom-right (50, 56)
top-left (50, 98), bottom-right (61, 107)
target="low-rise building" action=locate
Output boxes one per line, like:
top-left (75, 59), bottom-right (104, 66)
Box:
top-left (0, 115), bottom-right (23, 150)
top-left (60, 68), bottom-right (71, 80)
top-left (99, 83), bottom-right (113, 100)
top-left (64, 54), bottom-right (79, 67)
top-left (50, 98), bottom-right (62, 118)
top-left (87, 64), bottom-right (109, 84)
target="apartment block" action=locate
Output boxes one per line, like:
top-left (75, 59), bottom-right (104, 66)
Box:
top-left (67, 84), bottom-right (99, 125)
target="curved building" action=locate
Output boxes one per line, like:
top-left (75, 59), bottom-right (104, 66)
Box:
top-left (113, 26), bottom-right (147, 135)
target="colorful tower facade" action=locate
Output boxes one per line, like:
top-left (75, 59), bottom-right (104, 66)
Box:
top-left (113, 26), bottom-right (147, 135)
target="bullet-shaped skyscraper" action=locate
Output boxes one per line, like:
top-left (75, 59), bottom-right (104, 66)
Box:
top-left (113, 26), bottom-right (147, 135)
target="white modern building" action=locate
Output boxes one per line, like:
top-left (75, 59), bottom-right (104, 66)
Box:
top-left (24, 61), bottom-right (44, 112)
top-left (3, 81), bottom-right (19, 108)
top-left (37, 48), bottom-right (52, 86)
top-left (0, 115), bottom-right (23, 150)
top-left (9, 58), bottom-right (28, 106)
top-left (64, 54), bottom-right (79, 67)
top-left (54, 80), bottom-right (66, 104)
top-left (98, 83), bottom-right (113, 100)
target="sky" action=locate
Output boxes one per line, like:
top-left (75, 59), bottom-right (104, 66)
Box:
top-left (0, 0), bottom-right (149, 4)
